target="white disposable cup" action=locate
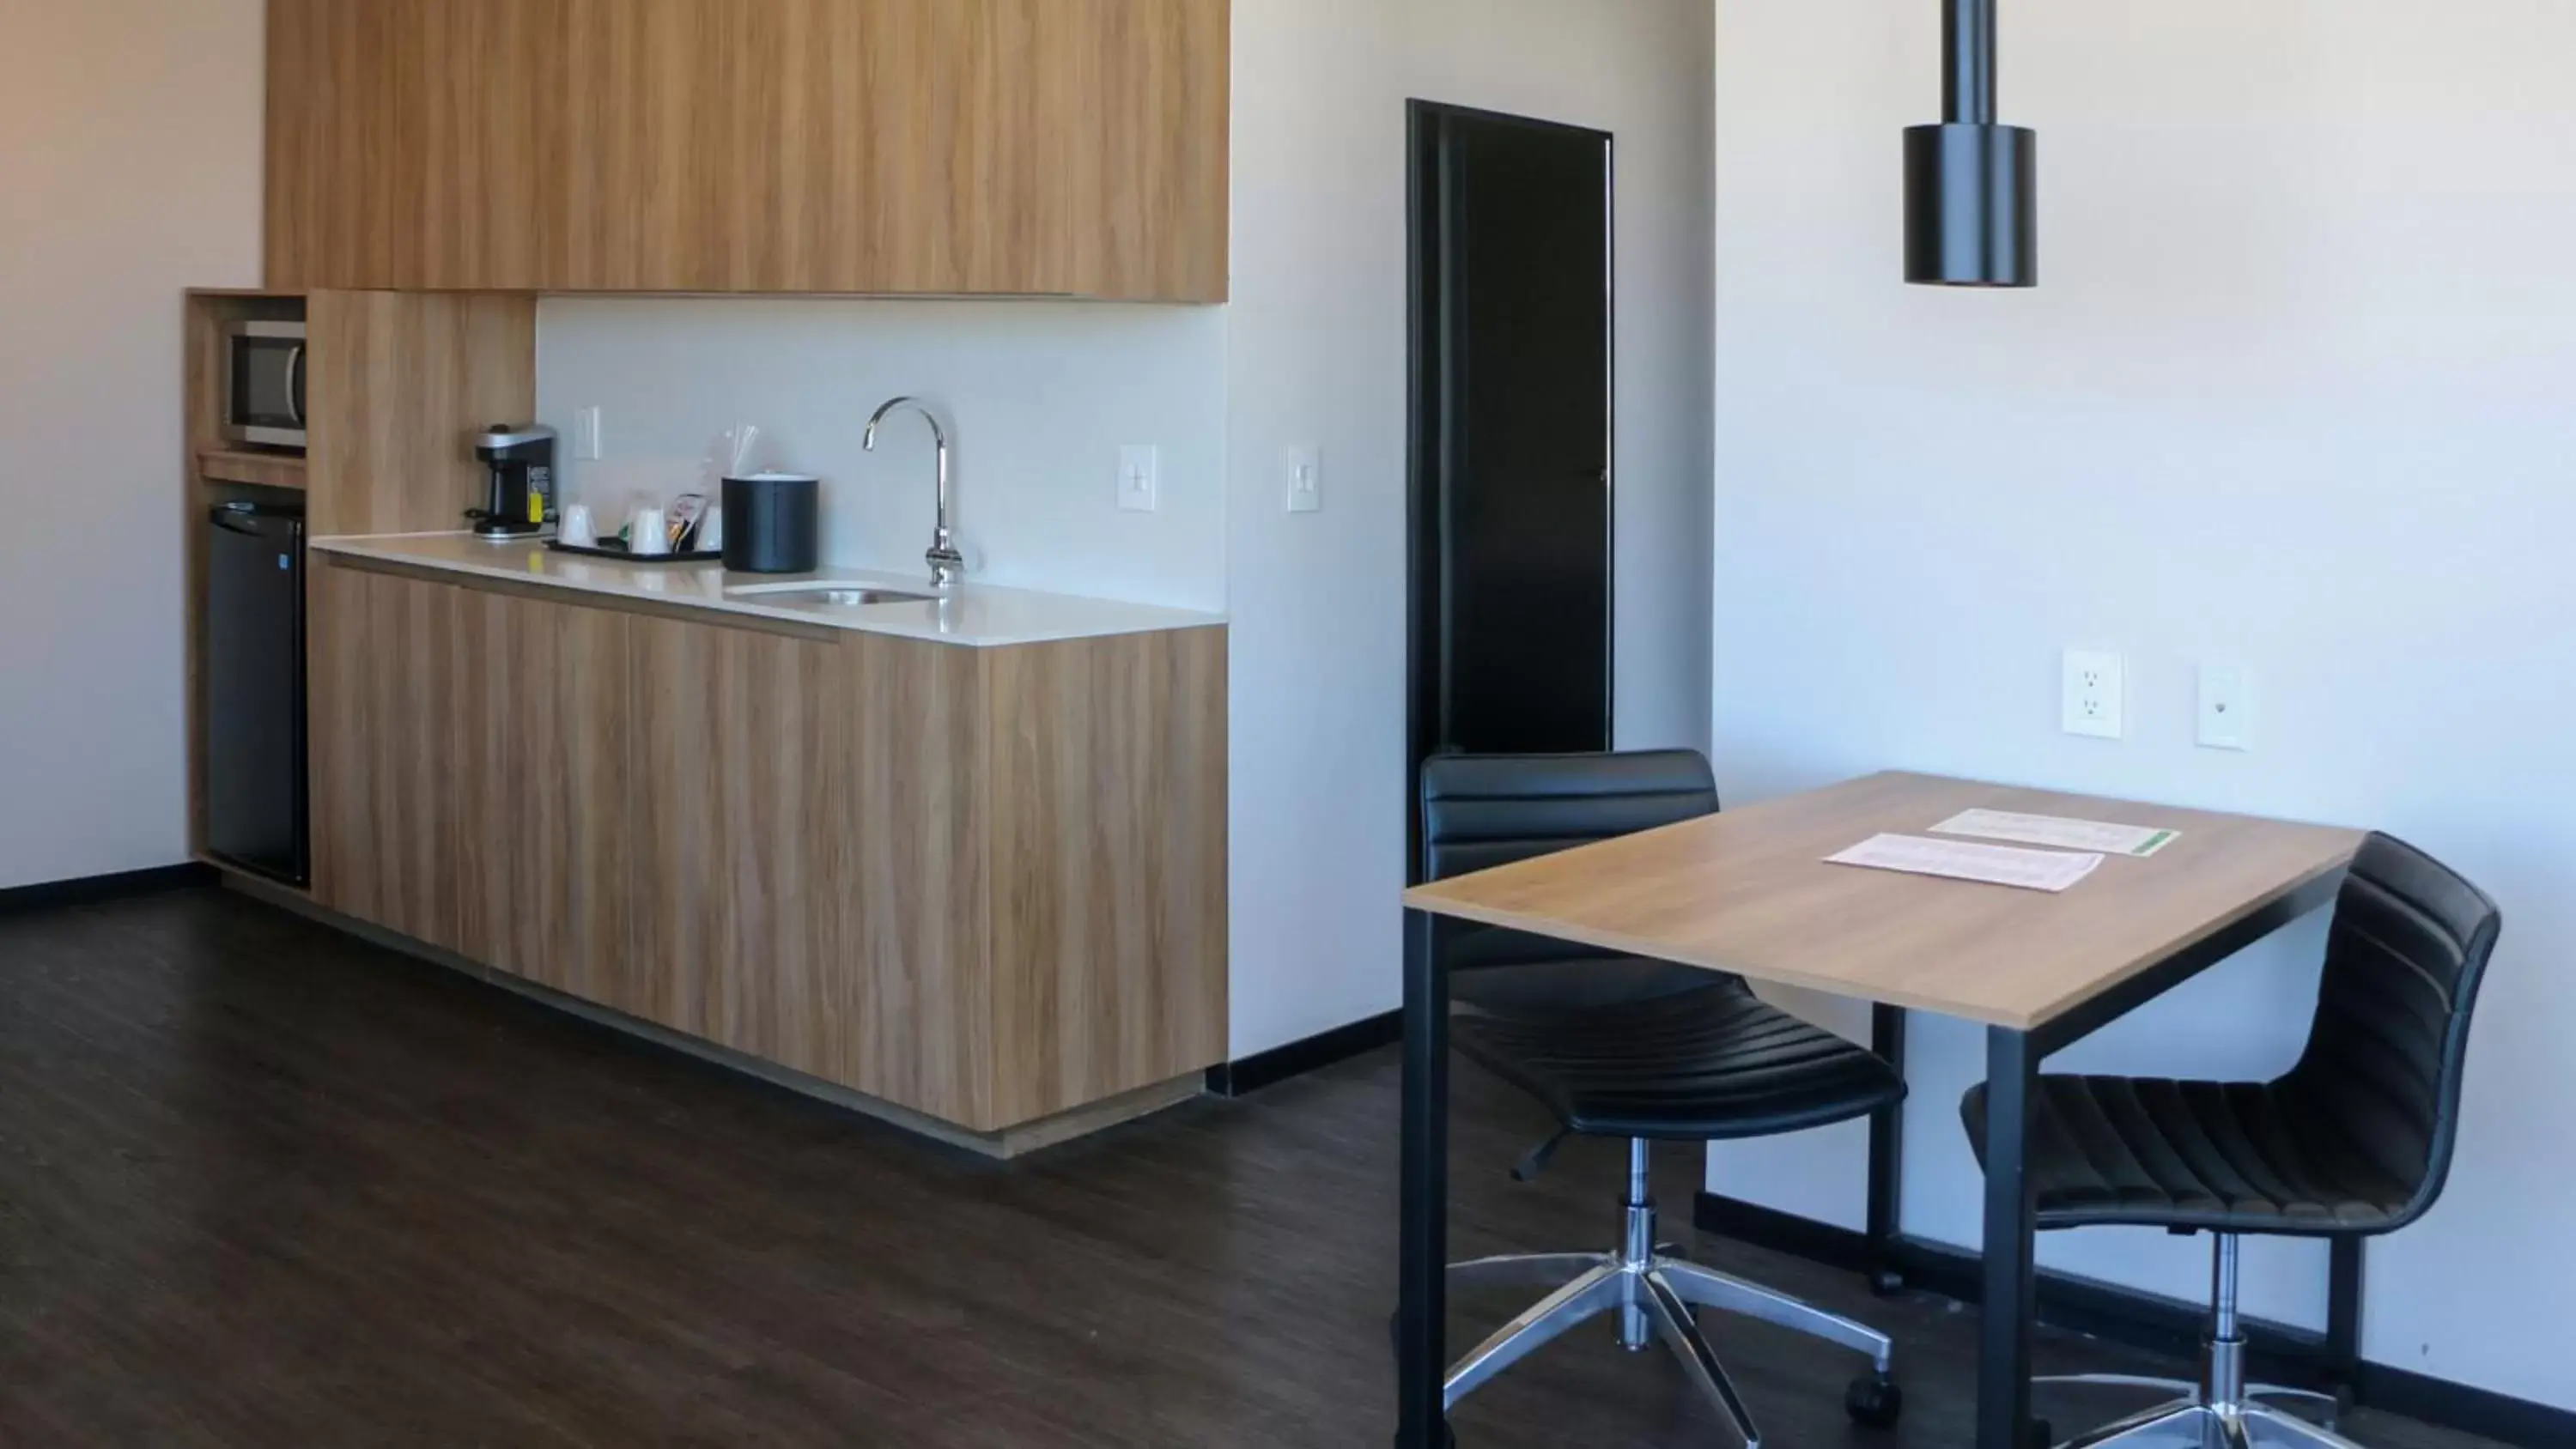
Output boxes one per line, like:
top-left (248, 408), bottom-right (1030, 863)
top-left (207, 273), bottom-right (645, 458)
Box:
top-left (696, 504), bottom-right (725, 554)
top-left (560, 503), bottom-right (597, 549)
top-left (629, 507), bottom-right (670, 555)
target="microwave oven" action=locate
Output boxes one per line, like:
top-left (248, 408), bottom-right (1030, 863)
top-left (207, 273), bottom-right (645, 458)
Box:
top-left (224, 320), bottom-right (307, 450)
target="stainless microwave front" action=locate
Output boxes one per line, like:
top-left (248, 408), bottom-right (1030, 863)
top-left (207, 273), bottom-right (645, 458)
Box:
top-left (224, 320), bottom-right (307, 450)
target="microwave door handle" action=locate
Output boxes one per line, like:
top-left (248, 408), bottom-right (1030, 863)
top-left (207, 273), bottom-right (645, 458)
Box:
top-left (285, 344), bottom-right (307, 428)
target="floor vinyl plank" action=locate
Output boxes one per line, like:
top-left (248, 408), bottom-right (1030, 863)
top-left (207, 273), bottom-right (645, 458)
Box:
top-left (0, 888), bottom-right (2508, 1448)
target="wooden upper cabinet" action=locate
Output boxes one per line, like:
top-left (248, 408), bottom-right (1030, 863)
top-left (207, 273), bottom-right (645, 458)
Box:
top-left (264, 0), bottom-right (1230, 300)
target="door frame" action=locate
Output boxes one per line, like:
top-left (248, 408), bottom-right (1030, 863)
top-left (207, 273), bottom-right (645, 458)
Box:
top-left (1402, 98), bottom-right (1619, 884)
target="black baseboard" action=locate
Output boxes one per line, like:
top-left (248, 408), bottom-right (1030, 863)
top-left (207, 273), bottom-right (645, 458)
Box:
top-left (2356, 1361), bottom-right (2576, 1448)
top-left (1206, 1010), bottom-right (1400, 1097)
top-left (1698, 1190), bottom-right (2328, 1373)
top-left (1695, 1192), bottom-right (2574, 1449)
top-left (1884, 1228), bottom-right (2334, 1382)
top-left (0, 863), bottom-right (215, 919)
top-left (1693, 1189), bottom-right (1886, 1276)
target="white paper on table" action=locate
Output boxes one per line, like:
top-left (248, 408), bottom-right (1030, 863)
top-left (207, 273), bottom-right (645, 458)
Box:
top-left (1826, 834), bottom-right (2104, 894)
top-left (1929, 809), bottom-right (2181, 858)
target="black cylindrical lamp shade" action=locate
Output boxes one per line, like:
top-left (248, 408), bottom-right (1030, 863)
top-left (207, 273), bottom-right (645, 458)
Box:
top-left (1905, 122), bottom-right (2037, 288)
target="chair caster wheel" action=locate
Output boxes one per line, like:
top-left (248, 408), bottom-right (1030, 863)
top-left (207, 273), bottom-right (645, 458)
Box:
top-left (1844, 1372), bottom-right (1903, 1428)
top-left (1868, 1267), bottom-right (1905, 1298)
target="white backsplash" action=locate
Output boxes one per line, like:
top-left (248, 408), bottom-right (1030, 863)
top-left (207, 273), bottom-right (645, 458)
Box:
top-left (535, 296), bottom-right (1229, 611)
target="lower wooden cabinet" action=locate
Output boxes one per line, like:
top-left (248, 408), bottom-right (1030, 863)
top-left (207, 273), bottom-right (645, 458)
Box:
top-left (313, 568), bottom-right (629, 991)
top-left (307, 557), bottom-right (1226, 1134)
top-left (981, 631), bottom-right (1230, 1127)
top-left (624, 616), bottom-right (998, 1120)
top-left (452, 589), bottom-right (632, 1005)
top-left (624, 619), bottom-right (857, 1088)
top-left (310, 565), bottom-right (463, 949)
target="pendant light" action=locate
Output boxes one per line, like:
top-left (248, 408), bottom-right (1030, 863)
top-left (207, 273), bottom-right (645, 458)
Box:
top-left (1905, 0), bottom-right (2036, 287)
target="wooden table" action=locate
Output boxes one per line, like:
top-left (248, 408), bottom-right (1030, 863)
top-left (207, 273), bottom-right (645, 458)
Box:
top-left (1393, 771), bottom-right (2364, 1449)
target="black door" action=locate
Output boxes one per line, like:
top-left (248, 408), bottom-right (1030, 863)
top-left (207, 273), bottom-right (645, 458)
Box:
top-left (204, 500), bottom-right (309, 886)
top-left (1406, 102), bottom-right (1614, 838)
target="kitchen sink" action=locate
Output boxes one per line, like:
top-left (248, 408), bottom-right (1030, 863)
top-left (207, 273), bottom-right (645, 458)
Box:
top-left (726, 583), bottom-right (937, 608)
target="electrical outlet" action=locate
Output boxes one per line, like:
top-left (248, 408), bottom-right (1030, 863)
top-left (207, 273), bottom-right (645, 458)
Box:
top-left (1117, 444), bottom-right (1159, 513)
top-left (2198, 665), bottom-right (2252, 750)
top-left (1285, 446), bottom-right (1322, 513)
top-left (2062, 650), bottom-right (2125, 740)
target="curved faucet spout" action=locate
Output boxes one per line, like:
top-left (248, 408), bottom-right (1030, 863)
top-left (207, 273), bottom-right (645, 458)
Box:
top-left (862, 396), bottom-right (962, 590)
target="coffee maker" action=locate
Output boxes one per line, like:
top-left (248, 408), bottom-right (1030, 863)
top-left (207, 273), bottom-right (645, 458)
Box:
top-left (470, 424), bottom-right (558, 537)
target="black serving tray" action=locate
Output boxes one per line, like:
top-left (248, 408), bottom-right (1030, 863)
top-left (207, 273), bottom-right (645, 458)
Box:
top-left (544, 538), bottom-right (722, 565)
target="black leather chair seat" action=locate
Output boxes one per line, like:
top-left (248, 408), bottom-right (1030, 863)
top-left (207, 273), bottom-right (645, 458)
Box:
top-left (1450, 955), bottom-right (1719, 1014)
top-left (1454, 970), bottom-right (1906, 1143)
top-left (1962, 1075), bottom-right (2421, 1235)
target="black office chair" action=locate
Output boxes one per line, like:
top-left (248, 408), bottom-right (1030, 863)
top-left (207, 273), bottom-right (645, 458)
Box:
top-left (1420, 750), bottom-right (1908, 1444)
top-left (1962, 833), bottom-right (2501, 1449)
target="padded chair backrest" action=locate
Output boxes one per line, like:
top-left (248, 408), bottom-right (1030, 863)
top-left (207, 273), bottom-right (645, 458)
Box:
top-left (2287, 832), bottom-right (2502, 1230)
top-left (1419, 750), bottom-right (1718, 973)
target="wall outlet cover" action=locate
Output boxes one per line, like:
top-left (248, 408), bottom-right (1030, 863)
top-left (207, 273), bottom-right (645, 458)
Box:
top-left (2198, 665), bottom-right (2252, 750)
top-left (1285, 445), bottom-right (1322, 513)
top-left (1117, 444), bottom-right (1159, 513)
top-left (2062, 649), bottom-right (2125, 740)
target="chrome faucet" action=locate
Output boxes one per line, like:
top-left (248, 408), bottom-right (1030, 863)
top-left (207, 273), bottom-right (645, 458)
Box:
top-left (862, 396), bottom-right (963, 590)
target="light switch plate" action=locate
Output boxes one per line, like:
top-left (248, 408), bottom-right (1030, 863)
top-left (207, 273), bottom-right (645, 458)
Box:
top-left (1285, 445), bottom-right (1322, 513)
top-left (2062, 649), bottom-right (2125, 740)
top-left (574, 406), bottom-right (605, 461)
top-left (1117, 444), bottom-right (1159, 513)
top-left (2198, 665), bottom-right (2252, 750)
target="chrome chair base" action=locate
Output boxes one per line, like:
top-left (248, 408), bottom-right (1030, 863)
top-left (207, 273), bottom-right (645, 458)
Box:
top-left (2043, 1236), bottom-right (2366, 1449)
top-left (1442, 1142), bottom-right (1894, 1448)
top-left (2037, 1374), bottom-right (2348, 1434)
top-left (2048, 1398), bottom-right (2366, 1448)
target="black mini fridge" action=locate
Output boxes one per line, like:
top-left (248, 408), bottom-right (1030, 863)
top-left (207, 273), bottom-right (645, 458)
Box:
top-left (204, 500), bottom-right (308, 886)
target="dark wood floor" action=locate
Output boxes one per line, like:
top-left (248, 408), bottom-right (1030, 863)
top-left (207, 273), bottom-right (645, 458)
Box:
top-left (0, 888), bottom-right (2501, 1448)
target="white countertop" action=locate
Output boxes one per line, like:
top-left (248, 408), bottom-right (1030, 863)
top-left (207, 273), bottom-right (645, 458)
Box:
top-left (311, 532), bottom-right (1226, 648)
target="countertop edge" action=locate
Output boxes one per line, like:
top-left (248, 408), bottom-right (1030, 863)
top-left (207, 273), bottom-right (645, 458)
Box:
top-left (310, 534), bottom-right (1228, 649)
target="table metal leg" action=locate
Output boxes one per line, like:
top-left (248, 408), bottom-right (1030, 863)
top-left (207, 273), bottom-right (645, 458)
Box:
top-left (2327, 1237), bottom-right (2365, 1391)
top-left (1866, 1003), bottom-right (1908, 1294)
top-left (1978, 1026), bottom-right (2040, 1449)
top-left (1396, 907), bottom-right (1451, 1447)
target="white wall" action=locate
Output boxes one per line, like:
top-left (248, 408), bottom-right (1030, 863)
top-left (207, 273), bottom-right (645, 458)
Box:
top-left (1224, 0), bottom-right (1716, 1056)
top-left (536, 299), bottom-right (1229, 611)
top-left (0, 1), bottom-right (265, 890)
top-left (1710, 0), bottom-right (2576, 1411)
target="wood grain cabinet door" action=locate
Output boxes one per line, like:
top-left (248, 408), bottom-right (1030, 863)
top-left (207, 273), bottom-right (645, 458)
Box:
top-left (265, 0), bottom-right (1229, 300)
top-left (264, 0), bottom-right (561, 292)
top-left (451, 593), bottom-right (631, 1003)
top-left (624, 617), bottom-right (846, 1078)
top-left (623, 620), bottom-right (996, 1126)
top-left (981, 628), bottom-right (1228, 1126)
top-left (831, 633), bottom-right (992, 1127)
top-left (1043, 0), bottom-right (1232, 303)
top-left (308, 565), bottom-right (463, 950)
